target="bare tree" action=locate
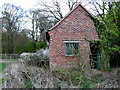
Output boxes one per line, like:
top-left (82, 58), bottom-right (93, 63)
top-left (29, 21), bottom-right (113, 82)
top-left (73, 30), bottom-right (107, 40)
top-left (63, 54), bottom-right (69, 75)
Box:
top-left (27, 9), bottom-right (53, 43)
top-left (89, 2), bottom-right (110, 19)
top-left (64, 0), bottom-right (79, 10)
top-left (38, 0), bottom-right (82, 21)
top-left (38, 0), bottom-right (63, 21)
top-left (2, 3), bottom-right (25, 53)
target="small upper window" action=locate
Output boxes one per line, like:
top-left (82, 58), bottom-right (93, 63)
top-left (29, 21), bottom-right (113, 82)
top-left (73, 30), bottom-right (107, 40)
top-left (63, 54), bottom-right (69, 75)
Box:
top-left (66, 43), bottom-right (79, 56)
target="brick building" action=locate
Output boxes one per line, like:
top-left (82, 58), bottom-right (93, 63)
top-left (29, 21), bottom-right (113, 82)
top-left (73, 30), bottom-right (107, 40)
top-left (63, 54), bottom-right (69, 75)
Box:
top-left (48, 4), bottom-right (99, 70)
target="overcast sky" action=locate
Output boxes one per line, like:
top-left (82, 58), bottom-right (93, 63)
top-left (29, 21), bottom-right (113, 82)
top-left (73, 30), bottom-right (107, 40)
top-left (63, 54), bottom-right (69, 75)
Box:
top-left (0, 0), bottom-right (70, 17)
top-left (0, 0), bottom-right (99, 17)
top-left (0, 0), bottom-right (101, 29)
top-left (0, 0), bottom-right (38, 10)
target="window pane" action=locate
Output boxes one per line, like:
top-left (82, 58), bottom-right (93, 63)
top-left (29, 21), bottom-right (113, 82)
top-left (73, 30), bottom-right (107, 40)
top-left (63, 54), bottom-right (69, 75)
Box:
top-left (66, 43), bottom-right (78, 55)
top-left (66, 43), bottom-right (72, 55)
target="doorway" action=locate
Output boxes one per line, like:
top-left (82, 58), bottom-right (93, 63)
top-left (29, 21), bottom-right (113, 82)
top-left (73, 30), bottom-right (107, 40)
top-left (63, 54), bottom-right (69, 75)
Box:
top-left (90, 42), bottom-right (101, 70)
top-left (110, 52), bottom-right (120, 68)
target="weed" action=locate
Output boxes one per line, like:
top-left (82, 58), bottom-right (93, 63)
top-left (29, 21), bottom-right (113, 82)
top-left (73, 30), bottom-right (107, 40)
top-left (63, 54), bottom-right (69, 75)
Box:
top-left (0, 63), bottom-right (6, 72)
top-left (0, 78), bottom-right (5, 85)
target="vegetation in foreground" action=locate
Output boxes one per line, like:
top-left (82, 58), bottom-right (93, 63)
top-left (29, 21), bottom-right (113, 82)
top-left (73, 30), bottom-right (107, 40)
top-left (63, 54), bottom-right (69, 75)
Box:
top-left (20, 66), bottom-right (120, 88)
top-left (4, 60), bottom-right (120, 88)
top-left (53, 67), bottom-right (120, 88)
top-left (2, 53), bottom-right (119, 88)
top-left (52, 68), bottom-right (103, 88)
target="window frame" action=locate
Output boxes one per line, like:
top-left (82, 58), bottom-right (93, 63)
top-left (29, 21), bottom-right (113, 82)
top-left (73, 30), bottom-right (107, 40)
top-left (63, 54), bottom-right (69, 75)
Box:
top-left (63, 40), bottom-right (80, 56)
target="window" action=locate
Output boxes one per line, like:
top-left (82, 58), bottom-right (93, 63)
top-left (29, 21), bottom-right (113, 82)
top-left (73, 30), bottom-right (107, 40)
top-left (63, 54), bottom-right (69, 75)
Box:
top-left (66, 43), bottom-right (79, 56)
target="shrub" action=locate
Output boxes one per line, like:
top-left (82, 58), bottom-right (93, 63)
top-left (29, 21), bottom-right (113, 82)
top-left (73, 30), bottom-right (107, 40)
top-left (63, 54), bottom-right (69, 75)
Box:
top-left (26, 41), bottom-right (36, 52)
top-left (20, 49), bottom-right (49, 67)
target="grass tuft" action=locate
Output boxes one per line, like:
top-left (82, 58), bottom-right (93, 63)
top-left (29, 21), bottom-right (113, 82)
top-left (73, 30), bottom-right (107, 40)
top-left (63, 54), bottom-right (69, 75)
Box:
top-left (0, 63), bottom-right (7, 72)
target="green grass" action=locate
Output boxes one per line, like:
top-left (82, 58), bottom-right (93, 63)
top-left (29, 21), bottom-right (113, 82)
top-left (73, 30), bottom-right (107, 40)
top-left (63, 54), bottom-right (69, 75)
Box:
top-left (0, 63), bottom-right (7, 72)
top-left (0, 78), bottom-right (5, 84)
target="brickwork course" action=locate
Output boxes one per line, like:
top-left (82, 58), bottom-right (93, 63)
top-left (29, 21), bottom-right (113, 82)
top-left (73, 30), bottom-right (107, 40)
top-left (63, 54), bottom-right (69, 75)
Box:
top-left (48, 4), bottom-right (99, 70)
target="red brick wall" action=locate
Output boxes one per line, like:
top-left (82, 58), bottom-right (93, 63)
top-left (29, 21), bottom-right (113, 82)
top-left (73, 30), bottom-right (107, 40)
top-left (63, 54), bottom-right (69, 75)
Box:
top-left (49, 5), bottom-right (99, 70)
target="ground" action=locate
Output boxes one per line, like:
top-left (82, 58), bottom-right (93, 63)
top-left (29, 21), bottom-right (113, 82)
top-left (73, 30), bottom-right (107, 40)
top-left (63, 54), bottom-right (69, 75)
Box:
top-left (0, 59), bottom-right (120, 88)
top-left (0, 59), bottom-right (19, 88)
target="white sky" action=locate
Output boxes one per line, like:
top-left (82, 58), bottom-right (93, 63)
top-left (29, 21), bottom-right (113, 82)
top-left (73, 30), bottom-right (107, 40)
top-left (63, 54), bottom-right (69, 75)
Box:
top-left (0, 0), bottom-right (101, 29)
top-left (0, 0), bottom-right (70, 18)
top-left (0, 0), bottom-right (38, 10)
top-left (0, 0), bottom-right (98, 16)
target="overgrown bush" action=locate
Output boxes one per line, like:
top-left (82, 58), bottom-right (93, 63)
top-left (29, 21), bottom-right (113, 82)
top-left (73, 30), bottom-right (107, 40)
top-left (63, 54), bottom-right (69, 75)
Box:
top-left (52, 68), bottom-right (104, 88)
top-left (19, 49), bottom-right (49, 67)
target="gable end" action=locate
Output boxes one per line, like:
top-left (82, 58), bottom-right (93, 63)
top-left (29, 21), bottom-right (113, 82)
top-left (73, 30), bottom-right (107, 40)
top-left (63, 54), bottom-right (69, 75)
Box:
top-left (49, 3), bottom-right (93, 31)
